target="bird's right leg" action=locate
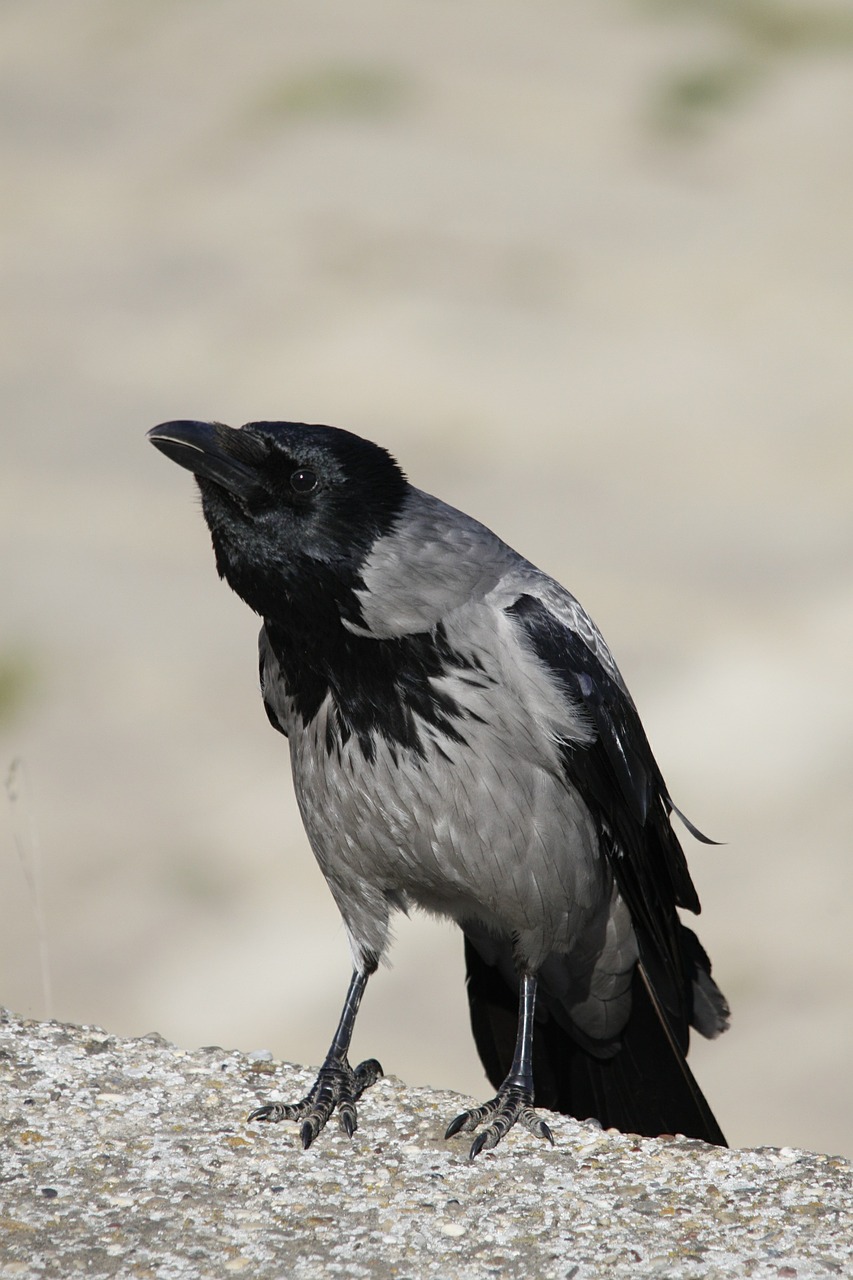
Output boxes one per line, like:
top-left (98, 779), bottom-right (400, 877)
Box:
top-left (445, 970), bottom-right (554, 1159)
top-left (249, 967), bottom-right (382, 1149)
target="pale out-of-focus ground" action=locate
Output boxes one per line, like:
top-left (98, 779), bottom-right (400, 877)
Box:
top-left (1, 0), bottom-right (852, 1158)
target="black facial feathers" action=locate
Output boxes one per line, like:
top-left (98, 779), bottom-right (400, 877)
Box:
top-left (162, 419), bottom-right (408, 623)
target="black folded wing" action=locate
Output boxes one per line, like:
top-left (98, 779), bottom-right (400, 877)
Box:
top-left (463, 592), bottom-right (727, 1144)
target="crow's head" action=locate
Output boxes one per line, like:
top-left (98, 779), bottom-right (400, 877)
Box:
top-left (148, 419), bottom-right (408, 622)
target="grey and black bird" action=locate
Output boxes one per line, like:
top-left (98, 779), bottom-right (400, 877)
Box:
top-left (148, 418), bottom-right (730, 1158)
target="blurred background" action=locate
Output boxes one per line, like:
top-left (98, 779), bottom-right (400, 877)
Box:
top-left (2, 0), bottom-right (852, 1159)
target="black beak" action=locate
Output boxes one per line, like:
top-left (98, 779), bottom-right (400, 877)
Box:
top-left (148, 420), bottom-right (261, 499)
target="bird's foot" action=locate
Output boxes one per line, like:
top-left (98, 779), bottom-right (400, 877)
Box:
top-left (249, 1057), bottom-right (383, 1149)
top-left (445, 1082), bottom-right (555, 1160)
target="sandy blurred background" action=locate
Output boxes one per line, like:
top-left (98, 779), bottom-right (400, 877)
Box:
top-left (2, 0), bottom-right (852, 1159)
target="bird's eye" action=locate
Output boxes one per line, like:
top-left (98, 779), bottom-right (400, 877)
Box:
top-left (290, 468), bottom-right (318, 494)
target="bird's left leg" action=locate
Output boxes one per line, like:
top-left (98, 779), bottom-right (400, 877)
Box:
top-left (249, 967), bottom-right (382, 1149)
top-left (445, 970), bottom-right (554, 1160)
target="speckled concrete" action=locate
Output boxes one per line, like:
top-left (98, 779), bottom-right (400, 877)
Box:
top-left (1, 1010), bottom-right (850, 1279)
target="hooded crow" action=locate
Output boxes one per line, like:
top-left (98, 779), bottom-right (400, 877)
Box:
top-left (148, 418), bottom-right (729, 1158)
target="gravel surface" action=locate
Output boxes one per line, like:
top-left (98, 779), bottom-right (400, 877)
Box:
top-left (2, 1010), bottom-right (851, 1279)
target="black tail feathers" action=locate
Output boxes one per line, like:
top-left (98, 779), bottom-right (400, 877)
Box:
top-left (464, 935), bottom-right (727, 1147)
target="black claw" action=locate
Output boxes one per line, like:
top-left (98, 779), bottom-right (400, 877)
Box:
top-left (352, 1058), bottom-right (384, 1096)
top-left (248, 1102), bottom-right (279, 1124)
top-left (469, 1130), bottom-right (490, 1161)
top-left (249, 1056), bottom-right (381, 1149)
top-left (444, 1112), bottom-right (469, 1140)
top-left (445, 1084), bottom-right (554, 1158)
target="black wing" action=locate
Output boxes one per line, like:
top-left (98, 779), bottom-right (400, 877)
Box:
top-left (463, 592), bottom-right (728, 1144)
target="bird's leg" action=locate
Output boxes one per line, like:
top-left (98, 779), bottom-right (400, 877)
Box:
top-left (445, 970), bottom-right (554, 1160)
top-left (249, 968), bottom-right (382, 1149)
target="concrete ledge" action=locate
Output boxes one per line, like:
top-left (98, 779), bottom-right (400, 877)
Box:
top-left (1, 1009), bottom-right (851, 1279)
